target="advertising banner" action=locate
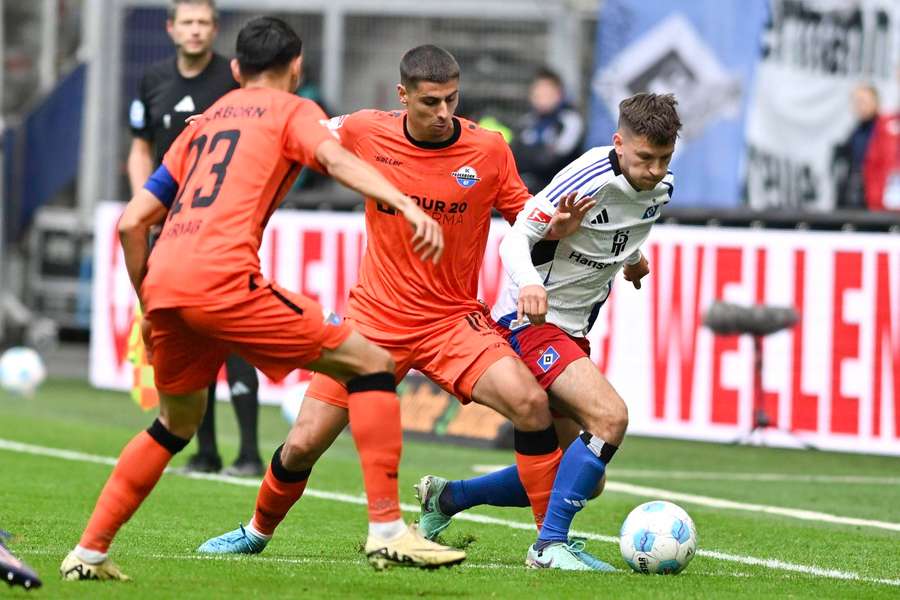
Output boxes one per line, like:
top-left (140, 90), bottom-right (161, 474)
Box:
top-left (91, 203), bottom-right (900, 454)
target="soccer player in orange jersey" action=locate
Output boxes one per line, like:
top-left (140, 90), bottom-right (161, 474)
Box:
top-left (199, 45), bottom-right (586, 569)
top-left (60, 18), bottom-right (459, 581)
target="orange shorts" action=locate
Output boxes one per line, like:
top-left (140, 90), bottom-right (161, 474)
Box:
top-left (306, 305), bottom-right (518, 409)
top-left (146, 281), bottom-right (352, 395)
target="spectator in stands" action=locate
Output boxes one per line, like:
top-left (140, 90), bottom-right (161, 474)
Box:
top-left (863, 83), bottom-right (900, 211)
top-left (512, 67), bottom-right (585, 194)
top-left (834, 84), bottom-right (878, 209)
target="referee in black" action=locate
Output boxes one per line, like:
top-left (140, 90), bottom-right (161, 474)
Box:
top-left (127, 0), bottom-right (263, 476)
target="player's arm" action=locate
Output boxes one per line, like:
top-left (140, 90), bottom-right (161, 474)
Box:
top-left (127, 138), bottom-right (154, 196)
top-left (118, 166), bottom-right (176, 300)
top-left (499, 195), bottom-right (560, 325)
top-left (127, 78), bottom-right (154, 195)
top-left (314, 139), bottom-right (443, 263)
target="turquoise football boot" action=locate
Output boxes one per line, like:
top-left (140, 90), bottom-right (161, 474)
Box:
top-left (197, 524), bottom-right (269, 554)
top-left (414, 475), bottom-right (454, 540)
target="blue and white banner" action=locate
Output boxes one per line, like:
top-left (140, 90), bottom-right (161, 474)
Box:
top-left (588, 0), bottom-right (769, 207)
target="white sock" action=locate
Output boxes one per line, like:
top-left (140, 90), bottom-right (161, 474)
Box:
top-left (73, 545), bottom-right (107, 565)
top-left (369, 519), bottom-right (406, 540)
top-left (246, 520), bottom-right (273, 541)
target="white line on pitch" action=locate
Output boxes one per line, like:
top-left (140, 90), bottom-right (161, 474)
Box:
top-left (1, 438), bottom-right (898, 588)
top-left (470, 465), bottom-right (900, 532)
top-left (472, 465), bottom-right (900, 486)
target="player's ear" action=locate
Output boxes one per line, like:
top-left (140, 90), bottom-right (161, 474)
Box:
top-left (292, 55), bottom-right (303, 80)
top-left (230, 58), bottom-right (242, 85)
top-left (397, 84), bottom-right (408, 106)
top-left (613, 131), bottom-right (624, 152)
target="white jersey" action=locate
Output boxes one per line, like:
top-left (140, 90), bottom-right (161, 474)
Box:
top-left (491, 146), bottom-right (672, 337)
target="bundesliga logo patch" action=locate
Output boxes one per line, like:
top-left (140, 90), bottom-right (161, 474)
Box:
top-left (537, 346), bottom-right (560, 373)
top-left (451, 166), bottom-right (481, 188)
top-left (527, 208), bottom-right (552, 224)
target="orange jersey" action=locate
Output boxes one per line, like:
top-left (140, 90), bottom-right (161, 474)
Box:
top-left (141, 88), bottom-right (334, 311)
top-left (330, 110), bottom-right (531, 327)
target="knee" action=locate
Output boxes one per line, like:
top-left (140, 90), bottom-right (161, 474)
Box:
top-left (509, 385), bottom-right (551, 430)
top-left (584, 398), bottom-right (628, 441)
top-left (610, 401), bottom-right (629, 437)
top-left (361, 344), bottom-right (395, 375)
top-left (281, 428), bottom-right (324, 471)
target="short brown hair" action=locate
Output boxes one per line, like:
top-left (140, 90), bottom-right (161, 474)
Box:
top-left (168, 0), bottom-right (217, 21)
top-left (400, 45), bottom-right (460, 89)
top-left (617, 93), bottom-right (681, 146)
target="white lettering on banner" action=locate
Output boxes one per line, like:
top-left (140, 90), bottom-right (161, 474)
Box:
top-left (90, 204), bottom-right (900, 455)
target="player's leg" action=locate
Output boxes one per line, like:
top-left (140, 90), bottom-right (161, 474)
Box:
top-left (198, 382), bottom-right (348, 554)
top-left (62, 308), bottom-right (226, 581)
top-left (222, 354), bottom-right (263, 476)
top-left (184, 381), bottom-right (223, 473)
top-left (61, 388), bottom-right (208, 581)
top-left (417, 416), bottom-right (605, 537)
top-left (468, 357), bottom-right (561, 529)
top-left (303, 331), bottom-right (465, 569)
top-left (528, 357), bottom-right (625, 571)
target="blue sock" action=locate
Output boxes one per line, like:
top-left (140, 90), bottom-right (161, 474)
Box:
top-left (439, 465), bottom-right (529, 515)
top-left (537, 433), bottom-right (616, 544)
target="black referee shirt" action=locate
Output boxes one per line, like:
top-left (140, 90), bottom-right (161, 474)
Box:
top-left (129, 53), bottom-right (238, 166)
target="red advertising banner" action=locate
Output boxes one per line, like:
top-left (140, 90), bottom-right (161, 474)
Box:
top-left (90, 203), bottom-right (900, 455)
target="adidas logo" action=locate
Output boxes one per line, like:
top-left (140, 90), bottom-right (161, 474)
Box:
top-left (590, 208), bottom-right (609, 225)
top-left (564, 498), bottom-right (588, 508)
top-left (230, 381), bottom-right (251, 396)
top-left (174, 95), bottom-right (196, 112)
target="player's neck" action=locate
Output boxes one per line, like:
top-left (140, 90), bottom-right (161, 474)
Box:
top-left (177, 51), bottom-right (213, 78)
top-left (405, 116), bottom-right (456, 145)
top-left (243, 74), bottom-right (295, 93)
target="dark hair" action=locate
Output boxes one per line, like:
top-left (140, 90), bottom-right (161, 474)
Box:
top-left (618, 93), bottom-right (682, 146)
top-left (532, 66), bottom-right (563, 90)
top-left (168, 0), bottom-right (217, 21)
top-left (399, 45), bottom-right (460, 89)
top-left (236, 17), bottom-right (302, 77)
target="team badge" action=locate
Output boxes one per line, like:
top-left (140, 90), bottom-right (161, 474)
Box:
top-left (451, 166), bottom-right (481, 188)
top-left (527, 208), bottom-right (552, 224)
top-left (537, 346), bottom-right (560, 373)
top-left (129, 99), bottom-right (146, 129)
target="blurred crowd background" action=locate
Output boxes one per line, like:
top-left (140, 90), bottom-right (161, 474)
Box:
top-left (1, 0), bottom-right (898, 348)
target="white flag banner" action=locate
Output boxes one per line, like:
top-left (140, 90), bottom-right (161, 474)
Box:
top-left (745, 0), bottom-right (900, 210)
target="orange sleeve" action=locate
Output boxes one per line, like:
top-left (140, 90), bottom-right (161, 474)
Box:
top-left (161, 124), bottom-right (200, 184)
top-left (323, 110), bottom-right (372, 152)
top-left (492, 136), bottom-right (532, 224)
top-left (282, 98), bottom-right (337, 173)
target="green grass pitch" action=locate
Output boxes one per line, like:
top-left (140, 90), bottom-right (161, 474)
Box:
top-left (1, 379), bottom-right (898, 598)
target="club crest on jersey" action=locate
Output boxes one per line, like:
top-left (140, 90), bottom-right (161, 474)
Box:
top-left (451, 166), bottom-right (481, 188)
top-left (537, 346), bottom-right (560, 373)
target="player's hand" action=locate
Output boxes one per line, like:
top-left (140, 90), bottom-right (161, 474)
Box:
top-left (402, 204), bottom-right (444, 264)
top-left (184, 114), bottom-right (206, 126)
top-left (547, 192), bottom-right (596, 240)
top-left (623, 254), bottom-right (650, 289)
top-left (517, 284), bottom-right (548, 325)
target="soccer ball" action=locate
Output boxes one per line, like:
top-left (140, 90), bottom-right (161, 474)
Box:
top-left (0, 347), bottom-right (47, 396)
top-left (619, 500), bottom-right (697, 575)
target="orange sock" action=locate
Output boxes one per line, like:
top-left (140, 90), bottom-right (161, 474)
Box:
top-left (346, 372), bottom-right (402, 523)
top-left (78, 420), bottom-right (188, 552)
top-left (514, 426), bottom-right (562, 530)
top-left (252, 446), bottom-right (310, 536)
